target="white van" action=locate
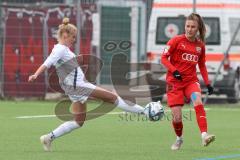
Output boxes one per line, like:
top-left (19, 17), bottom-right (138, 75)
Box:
top-left (146, 0), bottom-right (240, 103)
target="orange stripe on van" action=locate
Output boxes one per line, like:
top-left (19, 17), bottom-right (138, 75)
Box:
top-left (206, 54), bottom-right (240, 61)
top-left (153, 3), bottom-right (240, 9)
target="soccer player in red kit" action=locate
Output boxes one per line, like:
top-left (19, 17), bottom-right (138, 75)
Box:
top-left (161, 13), bottom-right (215, 150)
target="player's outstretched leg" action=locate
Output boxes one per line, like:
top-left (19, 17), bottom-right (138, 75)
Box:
top-left (40, 102), bottom-right (85, 151)
top-left (90, 86), bottom-right (149, 116)
top-left (40, 133), bottom-right (53, 152)
top-left (40, 121), bottom-right (81, 151)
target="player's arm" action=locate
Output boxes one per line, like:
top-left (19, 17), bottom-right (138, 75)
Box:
top-left (198, 45), bottom-right (209, 85)
top-left (161, 38), bottom-right (183, 80)
top-left (161, 39), bottom-right (177, 72)
top-left (198, 45), bottom-right (213, 94)
top-left (28, 46), bottom-right (65, 82)
top-left (28, 65), bottom-right (47, 82)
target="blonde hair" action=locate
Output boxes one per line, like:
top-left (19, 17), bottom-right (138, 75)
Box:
top-left (186, 13), bottom-right (206, 42)
top-left (57, 17), bottom-right (77, 41)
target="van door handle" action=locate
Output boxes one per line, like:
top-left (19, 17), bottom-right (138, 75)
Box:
top-left (207, 48), bottom-right (214, 51)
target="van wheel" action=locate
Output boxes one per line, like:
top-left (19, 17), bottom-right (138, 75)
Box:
top-left (227, 78), bottom-right (240, 103)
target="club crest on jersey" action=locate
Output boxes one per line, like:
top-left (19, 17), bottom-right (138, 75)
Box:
top-left (196, 47), bottom-right (201, 53)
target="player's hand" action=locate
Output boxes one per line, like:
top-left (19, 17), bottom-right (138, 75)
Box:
top-left (206, 84), bottom-right (214, 95)
top-left (28, 74), bottom-right (37, 82)
top-left (173, 70), bottom-right (182, 81)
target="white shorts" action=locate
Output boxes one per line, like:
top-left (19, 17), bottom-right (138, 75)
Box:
top-left (61, 81), bottom-right (96, 104)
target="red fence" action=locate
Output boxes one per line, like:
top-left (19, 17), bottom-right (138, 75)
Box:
top-left (2, 4), bottom-right (96, 97)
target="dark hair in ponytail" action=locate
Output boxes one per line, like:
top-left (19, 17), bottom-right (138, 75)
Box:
top-left (186, 13), bottom-right (206, 42)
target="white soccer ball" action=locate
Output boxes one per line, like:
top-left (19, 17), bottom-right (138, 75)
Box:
top-left (145, 101), bottom-right (164, 121)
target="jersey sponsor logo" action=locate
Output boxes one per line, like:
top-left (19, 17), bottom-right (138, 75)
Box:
top-left (182, 53), bottom-right (199, 62)
top-left (196, 47), bottom-right (201, 53)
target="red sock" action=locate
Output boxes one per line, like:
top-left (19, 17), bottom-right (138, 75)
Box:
top-left (172, 121), bottom-right (183, 137)
top-left (194, 105), bottom-right (207, 133)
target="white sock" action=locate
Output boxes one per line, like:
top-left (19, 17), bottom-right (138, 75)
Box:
top-left (114, 96), bottom-right (145, 114)
top-left (201, 132), bottom-right (208, 139)
top-left (49, 121), bottom-right (80, 139)
top-left (177, 136), bottom-right (183, 141)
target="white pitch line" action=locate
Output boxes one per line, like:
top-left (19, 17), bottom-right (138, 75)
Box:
top-left (16, 112), bottom-right (125, 119)
top-left (16, 115), bottom-right (56, 119)
top-left (15, 108), bottom-right (211, 119)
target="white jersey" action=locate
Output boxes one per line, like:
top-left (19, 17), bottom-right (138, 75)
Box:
top-left (43, 44), bottom-right (85, 86)
top-left (43, 43), bottom-right (96, 103)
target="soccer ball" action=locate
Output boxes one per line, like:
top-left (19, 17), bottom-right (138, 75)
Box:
top-left (145, 101), bottom-right (164, 121)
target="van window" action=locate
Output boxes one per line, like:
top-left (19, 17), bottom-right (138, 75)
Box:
top-left (229, 18), bottom-right (240, 46)
top-left (155, 17), bottom-right (220, 45)
top-left (156, 17), bottom-right (185, 44)
top-left (204, 18), bottom-right (220, 45)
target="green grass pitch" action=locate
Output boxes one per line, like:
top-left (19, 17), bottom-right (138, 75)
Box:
top-left (0, 100), bottom-right (240, 160)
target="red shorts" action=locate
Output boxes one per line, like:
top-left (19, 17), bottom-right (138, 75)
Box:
top-left (166, 81), bottom-right (201, 107)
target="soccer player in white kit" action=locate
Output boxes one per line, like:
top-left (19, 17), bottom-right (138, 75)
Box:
top-left (28, 18), bottom-right (150, 151)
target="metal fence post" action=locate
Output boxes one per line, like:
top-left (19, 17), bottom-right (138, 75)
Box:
top-left (75, 0), bottom-right (81, 55)
top-left (0, 8), bottom-right (6, 98)
top-left (43, 14), bottom-right (49, 97)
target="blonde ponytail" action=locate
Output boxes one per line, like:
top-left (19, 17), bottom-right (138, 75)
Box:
top-left (186, 13), bottom-right (206, 42)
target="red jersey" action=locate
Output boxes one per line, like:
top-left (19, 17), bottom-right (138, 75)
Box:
top-left (161, 34), bottom-right (209, 85)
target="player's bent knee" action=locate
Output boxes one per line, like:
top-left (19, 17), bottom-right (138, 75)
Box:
top-left (74, 118), bottom-right (85, 126)
top-left (74, 114), bottom-right (86, 127)
top-left (172, 113), bottom-right (182, 122)
top-left (76, 121), bottom-right (84, 127)
top-left (191, 92), bottom-right (203, 106)
top-left (173, 115), bottom-right (182, 122)
top-left (170, 106), bottom-right (182, 122)
top-left (193, 100), bottom-right (203, 106)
